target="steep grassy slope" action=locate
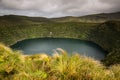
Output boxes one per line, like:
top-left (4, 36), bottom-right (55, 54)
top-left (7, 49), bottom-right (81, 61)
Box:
top-left (88, 21), bottom-right (120, 65)
top-left (0, 44), bottom-right (120, 80)
top-left (0, 22), bottom-right (97, 45)
top-left (88, 21), bottom-right (120, 51)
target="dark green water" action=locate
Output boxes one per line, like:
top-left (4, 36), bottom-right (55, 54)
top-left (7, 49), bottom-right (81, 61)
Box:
top-left (10, 38), bottom-right (107, 60)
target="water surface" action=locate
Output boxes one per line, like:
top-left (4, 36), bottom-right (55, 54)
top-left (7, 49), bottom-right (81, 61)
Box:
top-left (11, 38), bottom-right (107, 60)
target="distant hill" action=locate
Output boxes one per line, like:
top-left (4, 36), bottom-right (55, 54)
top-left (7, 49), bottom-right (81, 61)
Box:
top-left (0, 12), bottom-right (120, 24)
top-left (0, 15), bottom-right (52, 25)
top-left (52, 12), bottom-right (120, 23)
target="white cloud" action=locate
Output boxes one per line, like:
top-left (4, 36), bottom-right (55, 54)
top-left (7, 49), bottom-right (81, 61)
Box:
top-left (0, 0), bottom-right (119, 17)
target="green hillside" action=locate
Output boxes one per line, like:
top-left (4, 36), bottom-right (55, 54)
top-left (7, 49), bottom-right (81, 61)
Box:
top-left (0, 12), bottom-right (120, 66)
top-left (52, 12), bottom-right (120, 23)
top-left (86, 20), bottom-right (120, 65)
top-left (0, 22), bottom-right (97, 45)
top-left (1, 12), bottom-right (120, 24)
top-left (0, 15), bottom-right (52, 25)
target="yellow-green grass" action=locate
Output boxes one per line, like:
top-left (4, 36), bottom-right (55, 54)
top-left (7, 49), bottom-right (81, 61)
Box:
top-left (0, 44), bottom-right (120, 80)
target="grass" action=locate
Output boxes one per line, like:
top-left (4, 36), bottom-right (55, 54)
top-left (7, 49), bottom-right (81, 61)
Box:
top-left (0, 44), bottom-right (120, 80)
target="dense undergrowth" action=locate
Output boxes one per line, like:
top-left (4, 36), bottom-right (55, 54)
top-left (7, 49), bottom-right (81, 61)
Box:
top-left (0, 44), bottom-right (120, 80)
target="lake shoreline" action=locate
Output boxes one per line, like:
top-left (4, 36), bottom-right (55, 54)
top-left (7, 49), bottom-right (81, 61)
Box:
top-left (10, 38), bottom-right (108, 60)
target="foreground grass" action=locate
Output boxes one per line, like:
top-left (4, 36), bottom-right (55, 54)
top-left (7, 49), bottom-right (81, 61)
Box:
top-left (0, 44), bottom-right (120, 80)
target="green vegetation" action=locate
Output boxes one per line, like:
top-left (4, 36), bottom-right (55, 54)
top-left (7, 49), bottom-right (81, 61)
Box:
top-left (0, 12), bottom-right (120, 66)
top-left (88, 21), bottom-right (120, 66)
top-left (0, 44), bottom-right (120, 80)
top-left (0, 21), bottom-right (97, 45)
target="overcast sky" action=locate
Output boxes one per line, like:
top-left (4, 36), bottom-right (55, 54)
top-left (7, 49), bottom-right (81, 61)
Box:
top-left (0, 0), bottom-right (120, 18)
